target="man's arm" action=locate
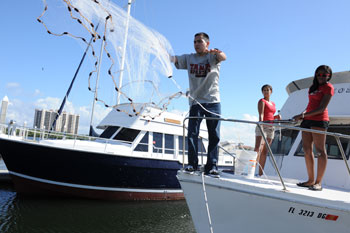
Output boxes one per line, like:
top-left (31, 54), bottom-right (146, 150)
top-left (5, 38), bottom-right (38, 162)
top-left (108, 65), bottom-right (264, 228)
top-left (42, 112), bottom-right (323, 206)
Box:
top-left (209, 48), bottom-right (227, 62)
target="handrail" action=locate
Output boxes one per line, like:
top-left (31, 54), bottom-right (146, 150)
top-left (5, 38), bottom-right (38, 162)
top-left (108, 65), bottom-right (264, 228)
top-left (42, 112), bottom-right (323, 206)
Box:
top-left (182, 116), bottom-right (350, 191)
top-left (0, 123), bottom-right (133, 148)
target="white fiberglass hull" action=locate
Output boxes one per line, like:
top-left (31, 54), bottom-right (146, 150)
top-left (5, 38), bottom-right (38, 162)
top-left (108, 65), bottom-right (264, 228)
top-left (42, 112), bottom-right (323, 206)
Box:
top-left (177, 171), bottom-right (350, 233)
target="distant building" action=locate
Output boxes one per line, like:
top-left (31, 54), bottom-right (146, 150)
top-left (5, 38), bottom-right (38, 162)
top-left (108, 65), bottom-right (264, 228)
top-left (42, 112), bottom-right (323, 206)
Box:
top-left (0, 96), bottom-right (9, 124)
top-left (33, 109), bottom-right (79, 134)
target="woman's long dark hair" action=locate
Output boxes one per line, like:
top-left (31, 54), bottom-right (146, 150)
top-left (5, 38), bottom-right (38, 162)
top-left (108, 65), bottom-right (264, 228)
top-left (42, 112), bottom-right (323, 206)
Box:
top-left (309, 65), bottom-right (332, 94)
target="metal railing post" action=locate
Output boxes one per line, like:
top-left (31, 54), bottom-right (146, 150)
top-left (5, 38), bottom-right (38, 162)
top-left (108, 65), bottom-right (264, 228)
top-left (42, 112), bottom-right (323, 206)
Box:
top-left (73, 135), bottom-right (77, 148)
top-left (335, 136), bottom-right (350, 176)
top-left (257, 123), bottom-right (287, 190)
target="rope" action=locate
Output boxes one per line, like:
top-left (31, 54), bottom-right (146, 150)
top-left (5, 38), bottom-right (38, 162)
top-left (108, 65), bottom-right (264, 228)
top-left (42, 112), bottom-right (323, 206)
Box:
top-left (187, 94), bottom-right (222, 117)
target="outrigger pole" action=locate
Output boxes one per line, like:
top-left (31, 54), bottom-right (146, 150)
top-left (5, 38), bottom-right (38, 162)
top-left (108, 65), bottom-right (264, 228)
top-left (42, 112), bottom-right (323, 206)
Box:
top-left (89, 24), bottom-right (105, 137)
top-left (116, 0), bottom-right (133, 105)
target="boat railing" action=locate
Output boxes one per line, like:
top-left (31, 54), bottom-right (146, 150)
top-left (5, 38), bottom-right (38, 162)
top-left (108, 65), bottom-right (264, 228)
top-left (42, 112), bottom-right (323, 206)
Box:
top-left (0, 122), bottom-right (134, 152)
top-left (182, 116), bottom-right (350, 191)
top-left (1, 122), bottom-right (203, 159)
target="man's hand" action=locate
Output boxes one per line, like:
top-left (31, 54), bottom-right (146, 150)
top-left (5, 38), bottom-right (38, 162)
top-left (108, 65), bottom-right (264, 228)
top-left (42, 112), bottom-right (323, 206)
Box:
top-left (209, 48), bottom-right (226, 62)
top-left (209, 48), bottom-right (222, 54)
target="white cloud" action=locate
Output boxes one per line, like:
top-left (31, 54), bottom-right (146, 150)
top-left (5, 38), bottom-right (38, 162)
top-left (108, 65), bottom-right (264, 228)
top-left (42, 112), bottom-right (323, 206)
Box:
top-left (6, 83), bottom-right (20, 88)
top-left (6, 82), bottom-right (22, 96)
top-left (34, 89), bottom-right (41, 96)
top-left (5, 98), bottom-right (35, 127)
top-left (242, 113), bottom-right (258, 122)
top-left (76, 103), bottom-right (110, 134)
top-left (35, 97), bottom-right (61, 110)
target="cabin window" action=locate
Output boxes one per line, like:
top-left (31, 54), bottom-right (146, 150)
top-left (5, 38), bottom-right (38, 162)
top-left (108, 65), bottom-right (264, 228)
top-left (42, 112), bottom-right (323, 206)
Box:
top-left (326, 126), bottom-right (350, 160)
top-left (165, 134), bottom-right (174, 154)
top-left (113, 127), bottom-right (140, 142)
top-left (270, 129), bottom-right (299, 155)
top-left (294, 125), bottom-right (350, 160)
top-left (100, 126), bottom-right (119, 139)
top-left (135, 132), bottom-right (149, 152)
top-left (178, 136), bottom-right (205, 155)
top-left (153, 132), bottom-right (163, 153)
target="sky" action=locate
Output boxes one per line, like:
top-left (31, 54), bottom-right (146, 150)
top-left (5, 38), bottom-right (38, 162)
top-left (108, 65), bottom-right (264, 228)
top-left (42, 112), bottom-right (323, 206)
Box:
top-left (1, 0), bottom-right (350, 146)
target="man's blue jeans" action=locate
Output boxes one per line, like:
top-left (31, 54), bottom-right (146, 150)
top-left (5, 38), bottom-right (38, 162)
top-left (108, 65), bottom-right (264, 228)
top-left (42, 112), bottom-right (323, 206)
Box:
top-left (187, 103), bottom-right (221, 172)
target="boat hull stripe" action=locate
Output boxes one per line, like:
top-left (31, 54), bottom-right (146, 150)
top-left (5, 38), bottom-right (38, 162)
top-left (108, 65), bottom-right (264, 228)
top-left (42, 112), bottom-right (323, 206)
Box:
top-left (10, 171), bottom-right (182, 193)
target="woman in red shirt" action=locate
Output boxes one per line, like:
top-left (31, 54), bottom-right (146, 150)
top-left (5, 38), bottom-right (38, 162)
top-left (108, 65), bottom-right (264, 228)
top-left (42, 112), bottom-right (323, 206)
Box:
top-left (293, 65), bottom-right (334, 191)
top-left (254, 84), bottom-right (281, 176)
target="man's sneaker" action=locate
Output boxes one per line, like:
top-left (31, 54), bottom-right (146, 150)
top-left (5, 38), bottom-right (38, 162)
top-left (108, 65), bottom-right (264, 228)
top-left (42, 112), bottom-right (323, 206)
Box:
top-left (184, 165), bottom-right (195, 174)
top-left (208, 166), bottom-right (220, 178)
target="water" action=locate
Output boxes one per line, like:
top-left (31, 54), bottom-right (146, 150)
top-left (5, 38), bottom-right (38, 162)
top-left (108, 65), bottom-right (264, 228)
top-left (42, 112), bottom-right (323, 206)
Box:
top-left (0, 183), bottom-right (196, 233)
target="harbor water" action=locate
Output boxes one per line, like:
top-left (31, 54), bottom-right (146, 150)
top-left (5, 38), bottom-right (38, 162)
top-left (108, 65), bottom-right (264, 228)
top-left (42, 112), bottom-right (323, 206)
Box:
top-left (0, 184), bottom-right (195, 233)
top-left (0, 160), bottom-right (195, 233)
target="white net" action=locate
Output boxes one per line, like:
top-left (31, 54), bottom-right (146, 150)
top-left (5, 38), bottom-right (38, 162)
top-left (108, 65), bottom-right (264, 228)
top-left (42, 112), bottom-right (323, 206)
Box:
top-left (38, 0), bottom-right (183, 119)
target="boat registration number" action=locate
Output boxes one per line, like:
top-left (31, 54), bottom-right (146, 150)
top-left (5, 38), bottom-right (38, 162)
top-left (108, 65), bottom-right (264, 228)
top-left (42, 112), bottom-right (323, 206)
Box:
top-left (288, 207), bottom-right (339, 221)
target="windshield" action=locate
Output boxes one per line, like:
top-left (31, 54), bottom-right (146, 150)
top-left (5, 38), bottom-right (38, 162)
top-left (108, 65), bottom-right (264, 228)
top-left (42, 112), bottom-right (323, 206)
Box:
top-left (270, 128), bottom-right (299, 156)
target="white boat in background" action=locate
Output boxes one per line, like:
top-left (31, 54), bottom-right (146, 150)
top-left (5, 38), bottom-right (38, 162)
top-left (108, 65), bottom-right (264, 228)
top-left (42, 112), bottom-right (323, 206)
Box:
top-left (177, 71), bottom-right (350, 233)
top-left (0, 104), bottom-right (235, 200)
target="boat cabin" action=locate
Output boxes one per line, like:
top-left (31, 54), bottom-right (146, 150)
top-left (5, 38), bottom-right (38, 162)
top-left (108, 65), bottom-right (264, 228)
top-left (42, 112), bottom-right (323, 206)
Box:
top-left (265, 71), bottom-right (350, 189)
top-left (96, 103), bottom-right (234, 167)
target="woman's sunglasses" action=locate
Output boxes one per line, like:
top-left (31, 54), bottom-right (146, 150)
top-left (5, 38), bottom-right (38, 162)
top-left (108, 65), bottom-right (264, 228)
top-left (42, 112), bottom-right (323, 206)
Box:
top-left (317, 73), bottom-right (331, 78)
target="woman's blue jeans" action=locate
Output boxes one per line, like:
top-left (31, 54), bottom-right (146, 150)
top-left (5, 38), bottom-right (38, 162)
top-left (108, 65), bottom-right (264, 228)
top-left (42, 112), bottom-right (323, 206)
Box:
top-left (187, 103), bottom-right (221, 172)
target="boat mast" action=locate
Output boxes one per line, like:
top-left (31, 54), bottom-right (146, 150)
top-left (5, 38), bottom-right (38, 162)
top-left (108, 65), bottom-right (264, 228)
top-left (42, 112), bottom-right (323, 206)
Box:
top-left (116, 0), bottom-right (132, 105)
top-left (89, 0), bottom-right (116, 136)
top-left (89, 29), bottom-right (105, 135)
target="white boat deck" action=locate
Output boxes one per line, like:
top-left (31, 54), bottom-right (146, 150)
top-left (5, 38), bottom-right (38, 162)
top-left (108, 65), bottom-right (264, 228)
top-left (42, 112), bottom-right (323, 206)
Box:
top-left (179, 171), bottom-right (350, 212)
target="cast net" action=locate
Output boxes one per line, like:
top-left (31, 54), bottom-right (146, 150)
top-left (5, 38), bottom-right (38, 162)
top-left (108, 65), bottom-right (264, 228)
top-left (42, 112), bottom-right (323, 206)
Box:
top-left (38, 0), bottom-right (183, 119)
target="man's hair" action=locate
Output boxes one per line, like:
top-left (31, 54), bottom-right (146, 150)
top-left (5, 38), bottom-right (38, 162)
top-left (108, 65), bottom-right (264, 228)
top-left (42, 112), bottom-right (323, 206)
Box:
top-left (194, 32), bottom-right (209, 42)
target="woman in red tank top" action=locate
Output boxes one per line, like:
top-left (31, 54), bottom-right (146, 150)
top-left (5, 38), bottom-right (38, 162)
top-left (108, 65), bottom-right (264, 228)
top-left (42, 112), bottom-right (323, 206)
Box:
top-left (254, 84), bottom-right (281, 176)
top-left (293, 65), bottom-right (334, 191)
